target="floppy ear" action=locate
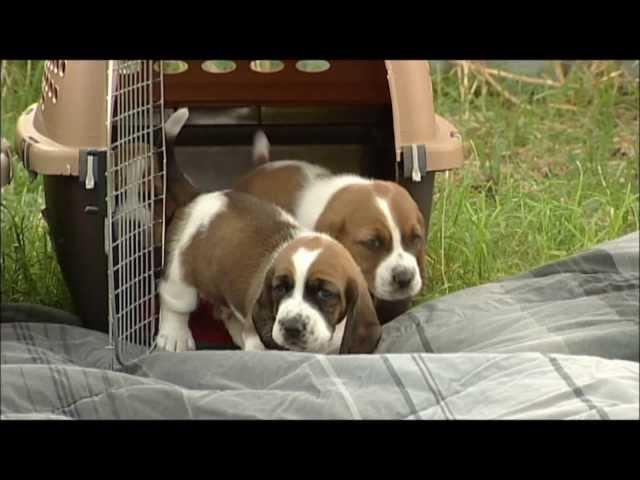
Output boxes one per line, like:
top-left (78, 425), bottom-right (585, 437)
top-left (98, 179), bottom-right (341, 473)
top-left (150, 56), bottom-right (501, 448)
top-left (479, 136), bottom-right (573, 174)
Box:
top-left (314, 210), bottom-right (346, 242)
top-left (340, 276), bottom-right (382, 354)
top-left (374, 298), bottom-right (412, 325)
top-left (251, 267), bottom-right (285, 350)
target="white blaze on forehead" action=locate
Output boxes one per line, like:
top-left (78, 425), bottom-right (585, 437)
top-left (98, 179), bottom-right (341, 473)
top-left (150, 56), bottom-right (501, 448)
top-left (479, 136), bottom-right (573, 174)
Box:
top-left (373, 195), bottom-right (422, 301)
top-left (290, 247), bottom-right (322, 298)
top-left (296, 174), bottom-right (370, 229)
top-left (374, 196), bottom-right (402, 253)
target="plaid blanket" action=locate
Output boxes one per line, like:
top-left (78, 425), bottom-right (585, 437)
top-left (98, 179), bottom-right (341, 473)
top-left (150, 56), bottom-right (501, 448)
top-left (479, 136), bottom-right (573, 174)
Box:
top-left (379, 231), bottom-right (639, 361)
top-left (1, 232), bottom-right (638, 419)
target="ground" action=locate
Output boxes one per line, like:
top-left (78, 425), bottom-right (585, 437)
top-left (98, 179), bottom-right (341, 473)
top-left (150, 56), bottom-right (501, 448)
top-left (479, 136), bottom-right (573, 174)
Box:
top-left (1, 60), bottom-right (638, 311)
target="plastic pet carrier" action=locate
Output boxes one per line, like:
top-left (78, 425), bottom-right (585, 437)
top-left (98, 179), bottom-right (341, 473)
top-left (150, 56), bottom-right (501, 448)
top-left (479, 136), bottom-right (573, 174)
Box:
top-left (15, 60), bottom-right (464, 367)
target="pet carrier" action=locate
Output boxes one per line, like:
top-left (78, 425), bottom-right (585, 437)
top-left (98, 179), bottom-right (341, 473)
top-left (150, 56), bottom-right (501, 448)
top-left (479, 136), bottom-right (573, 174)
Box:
top-left (15, 60), bottom-right (464, 366)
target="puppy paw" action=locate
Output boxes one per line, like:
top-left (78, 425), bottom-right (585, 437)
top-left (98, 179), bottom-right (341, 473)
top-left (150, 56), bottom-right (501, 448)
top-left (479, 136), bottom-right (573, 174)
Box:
top-left (242, 332), bottom-right (266, 351)
top-left (156, 325), bottom-right (195, 352)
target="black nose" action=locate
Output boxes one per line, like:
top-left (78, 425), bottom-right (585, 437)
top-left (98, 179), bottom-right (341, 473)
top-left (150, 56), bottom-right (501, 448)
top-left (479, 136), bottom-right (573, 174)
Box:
top-left (392, 268), bottom-right (415, 289)
top-left (281, 317), bottom-right (305, 340)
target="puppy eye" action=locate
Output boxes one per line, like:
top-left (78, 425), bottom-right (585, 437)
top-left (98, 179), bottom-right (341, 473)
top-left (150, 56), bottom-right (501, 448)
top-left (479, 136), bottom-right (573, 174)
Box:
top-left (316, 289), bottom-right (336, 301)
top-left (362, 236), bottom-right (383, 250)
top-left (272, 284), bottom-right (290, 296)
top-left (411, 232), bottom-right (423, 243)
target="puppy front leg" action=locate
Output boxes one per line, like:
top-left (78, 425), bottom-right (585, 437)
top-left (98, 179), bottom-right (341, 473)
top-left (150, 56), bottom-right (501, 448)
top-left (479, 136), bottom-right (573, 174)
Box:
top-left (156, 278), bottom-right (198, 352)
top-left (218, 305), bottom-right (265, 351)
top-left (241, 320), bottom-right (267, 351)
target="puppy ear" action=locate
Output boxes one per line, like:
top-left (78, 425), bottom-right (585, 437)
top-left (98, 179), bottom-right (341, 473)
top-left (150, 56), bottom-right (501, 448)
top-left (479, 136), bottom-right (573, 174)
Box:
top-left (340, 276), bottom-right (382, 354)
top-left (314, 211), bottom-right (346, 242)
top-left (251, 267), bottom-right (284, 350)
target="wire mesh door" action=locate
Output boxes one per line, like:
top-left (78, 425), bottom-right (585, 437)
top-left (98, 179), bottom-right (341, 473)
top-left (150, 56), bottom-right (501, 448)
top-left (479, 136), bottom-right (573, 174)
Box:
top-left (105, 60), bottom-right (167, 367)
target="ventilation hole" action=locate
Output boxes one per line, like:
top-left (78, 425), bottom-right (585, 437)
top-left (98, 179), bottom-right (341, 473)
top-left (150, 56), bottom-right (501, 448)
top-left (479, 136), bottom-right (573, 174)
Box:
top-left (201, 60), bottom-right (237, 74)
top-left (154, 60), bottom-right (189, 74)
top-left (60, 60), bottom-right (66, 77)
top-left (295, 60), bottom-right (331, 73)
top-left (249, 60), bottom-right (285, 73)
top-left (53, 60), bottom-right (58, 74)
top-left (47, 79), bottom-right (54, 97)
top-left (40, 94), bottom-right (45, 111)
top-left (52, 85), bottom-right (58, 104)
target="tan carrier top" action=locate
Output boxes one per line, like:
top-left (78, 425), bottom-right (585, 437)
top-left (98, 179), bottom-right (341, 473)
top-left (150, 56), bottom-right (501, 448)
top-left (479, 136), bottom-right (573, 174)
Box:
top-left (16, 60), bottom-right (463, 177)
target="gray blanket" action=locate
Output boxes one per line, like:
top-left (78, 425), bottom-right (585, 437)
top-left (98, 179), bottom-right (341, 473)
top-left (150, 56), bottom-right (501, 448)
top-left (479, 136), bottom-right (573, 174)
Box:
top-left (1, 232), bottom-right (638, 420)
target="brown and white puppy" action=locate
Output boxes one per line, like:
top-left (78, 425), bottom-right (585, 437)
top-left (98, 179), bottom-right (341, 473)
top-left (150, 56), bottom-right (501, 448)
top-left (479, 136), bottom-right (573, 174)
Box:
top-left (156, 190), bottom-right (381, 354)
top-left (234, 133), bottom-right (426, 309)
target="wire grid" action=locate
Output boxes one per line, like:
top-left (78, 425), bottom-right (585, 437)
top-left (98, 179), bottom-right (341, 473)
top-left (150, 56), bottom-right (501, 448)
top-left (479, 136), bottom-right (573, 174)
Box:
top-left (105, 60), bottom-right (167, 368)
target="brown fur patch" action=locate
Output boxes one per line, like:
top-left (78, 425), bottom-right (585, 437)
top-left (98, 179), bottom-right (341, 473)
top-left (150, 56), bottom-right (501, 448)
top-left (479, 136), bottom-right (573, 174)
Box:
top-left (168, 192), bottom-right (297, 319)
top-left (233, 164), bottom-right (307, 213)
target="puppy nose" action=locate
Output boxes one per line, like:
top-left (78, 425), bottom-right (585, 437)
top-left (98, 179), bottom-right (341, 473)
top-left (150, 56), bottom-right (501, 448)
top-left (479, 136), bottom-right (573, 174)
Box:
top-left (281, 317), bottom-right (305, 339)
top-left (392, 267), bottom-right (415, 289)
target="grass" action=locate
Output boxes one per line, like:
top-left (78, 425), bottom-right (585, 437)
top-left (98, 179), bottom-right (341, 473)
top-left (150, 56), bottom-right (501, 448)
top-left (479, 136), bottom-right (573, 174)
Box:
top-left (1, 60), bottom-right (638, 312)
top-left (1, 61), bottom-right (73, 309)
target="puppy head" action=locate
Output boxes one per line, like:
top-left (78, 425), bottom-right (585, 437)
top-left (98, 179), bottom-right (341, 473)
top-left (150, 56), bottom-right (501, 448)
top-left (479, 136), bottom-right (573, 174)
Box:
top-left (252, 233), bottom-right (381, 354)
top-left (315, 181), bottom-right (425, 302)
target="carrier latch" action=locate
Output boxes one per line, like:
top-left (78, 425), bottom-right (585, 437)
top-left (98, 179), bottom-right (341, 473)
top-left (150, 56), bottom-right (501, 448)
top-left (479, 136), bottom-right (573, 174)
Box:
top-left (401, 144), bottom-right (428, 182)
top-left (79, 149), bottom-right (107, 191)
top-left (78, 149), bottom-right (107, 216)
